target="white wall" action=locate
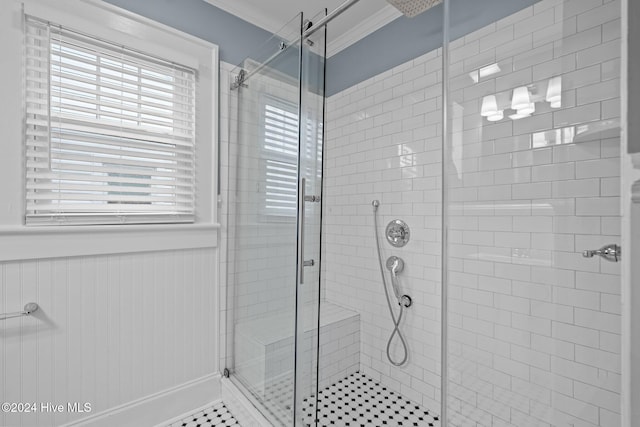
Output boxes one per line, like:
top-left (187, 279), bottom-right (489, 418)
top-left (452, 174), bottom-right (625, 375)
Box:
top-left (0, 249), bottom-right (219, 427)
top-left (0, 1), bottom-right (222, 426)
top-left (445, 0), bottom-right (621, 425)
top-left (219, 61), bottom-right (235, 374)
top-left (323, 48), bottom-right (444, 411)
top-left (323, 0), bottom-right (622, 425)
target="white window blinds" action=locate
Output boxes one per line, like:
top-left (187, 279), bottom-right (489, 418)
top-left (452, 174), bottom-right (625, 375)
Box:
top-left (261, 96), bottom-right (323, 219)
top-left (24, 16), bottom-right (197, 225)
top-left (262, 99), bottom-right (299, 218)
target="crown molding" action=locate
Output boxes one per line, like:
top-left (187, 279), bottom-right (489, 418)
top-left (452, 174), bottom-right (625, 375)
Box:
top-left (204, 0), bottom-right (401, 58)
top-left (203, 0), bottom-right (286, 35)
top-left (327, 4), bottom-right (401, 57)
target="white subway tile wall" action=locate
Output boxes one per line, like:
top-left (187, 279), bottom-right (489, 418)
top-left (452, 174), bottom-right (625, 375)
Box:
top-left (446, 0), bottom-right (621, 425)
top-left (323, 46), bottom-right (444, 413)
top-left (323, 0), bottom-right (620, 426)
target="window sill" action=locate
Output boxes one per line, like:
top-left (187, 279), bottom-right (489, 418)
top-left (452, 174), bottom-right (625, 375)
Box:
top-left (0, 223), bottom-right (220, 261)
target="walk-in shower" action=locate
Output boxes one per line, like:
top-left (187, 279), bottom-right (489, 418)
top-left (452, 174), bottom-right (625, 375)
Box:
top-left (223, 0), bottom-right (624, 425)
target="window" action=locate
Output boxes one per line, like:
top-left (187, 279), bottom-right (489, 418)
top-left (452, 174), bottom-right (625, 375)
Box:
top-left (260, 96), bottom-right (323, 220)
top-left (262, 97), bottom-right (299, 218)
top-left (24, 16), bottom-right (197, 225)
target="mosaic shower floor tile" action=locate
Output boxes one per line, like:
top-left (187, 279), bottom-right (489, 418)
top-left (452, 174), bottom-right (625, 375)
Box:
top-left (302, 372), bottom-right (440, 427)
top-left (167, 401), bottom-right (240, 427)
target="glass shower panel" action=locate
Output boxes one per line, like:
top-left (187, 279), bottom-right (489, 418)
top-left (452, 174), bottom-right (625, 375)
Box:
top-left (294, 9), bottom-right (327, 427)
top-left (444, 0), bottom-right (622, 426)
top-left (226, 13), bottom-right (304, 426)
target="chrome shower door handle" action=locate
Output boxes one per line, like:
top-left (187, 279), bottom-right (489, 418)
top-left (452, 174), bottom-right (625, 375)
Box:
top-left (298, 178), bottom-right (319, 284)
top-left (298, 177), bottom-right (306, 284)
top-left (582, 244), bottom-right (621, 262)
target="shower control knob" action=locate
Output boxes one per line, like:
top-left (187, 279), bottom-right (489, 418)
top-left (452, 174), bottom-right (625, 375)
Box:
top-left (386, 220), bottom-right (410, 247)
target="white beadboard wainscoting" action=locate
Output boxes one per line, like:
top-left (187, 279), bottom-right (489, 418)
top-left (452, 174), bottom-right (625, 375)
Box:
top-left (0, 247), bottom-right (220, 427)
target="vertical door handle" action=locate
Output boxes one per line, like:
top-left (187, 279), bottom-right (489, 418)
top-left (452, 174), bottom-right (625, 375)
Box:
top-left (298, 177), bottom-right (320, 284)
top-left (298, 178), bottom-right (307, 284)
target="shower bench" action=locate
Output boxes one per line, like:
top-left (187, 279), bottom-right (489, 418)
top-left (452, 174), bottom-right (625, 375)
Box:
top-left (234, 301), bottom-right (360, 402)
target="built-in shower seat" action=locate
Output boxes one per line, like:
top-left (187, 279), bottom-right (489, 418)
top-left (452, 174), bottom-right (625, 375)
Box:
top-left (235, 301), bottom-right (360, 401)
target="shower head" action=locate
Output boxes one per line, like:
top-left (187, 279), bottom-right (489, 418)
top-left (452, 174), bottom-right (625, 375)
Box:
top-left (372, 200), bottom-right (380, 210)
top-left (386, 0), bottom-right (441, 18)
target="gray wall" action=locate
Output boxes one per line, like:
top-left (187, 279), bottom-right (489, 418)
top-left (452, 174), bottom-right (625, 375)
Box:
top-left (104, 0), bottom-right (538, 96)
top-left (103, 0), bottom-right (274, 66)
top-left (326, 0), bottom-right (539, 95)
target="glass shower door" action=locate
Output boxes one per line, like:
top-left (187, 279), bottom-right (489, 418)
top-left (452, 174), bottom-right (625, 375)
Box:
top-left (225, 10), bottom-right (327, 426)
top-left (294, 10), bottom-right (327, 426)
top-left (226, 13), bottom-right (302, 426)
top-left (443, 0), bottom-right (622, 426)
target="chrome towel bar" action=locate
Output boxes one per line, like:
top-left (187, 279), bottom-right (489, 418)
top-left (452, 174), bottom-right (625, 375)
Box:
top-left (0, 303), bottom-right (39, 321)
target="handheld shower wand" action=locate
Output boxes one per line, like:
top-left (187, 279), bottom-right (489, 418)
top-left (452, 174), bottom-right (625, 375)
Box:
top-left (372, 200), bottom-right (411, 366)
top-left (386, 256), bottom-right (403, 301)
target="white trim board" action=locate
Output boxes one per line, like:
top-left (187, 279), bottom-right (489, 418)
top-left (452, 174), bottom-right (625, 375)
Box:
top-left (24, 0), bottom-right (219, 68)
top-left (0, 223), bottom-right (220, 261)
top-left (221, 378), bottom-right (272, 426)
top-left (62, 374), bottom-right (221, 427)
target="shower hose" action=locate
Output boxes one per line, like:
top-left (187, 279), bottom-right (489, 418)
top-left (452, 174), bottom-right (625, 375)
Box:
top-left (372, 201), bottom-right (409, 366)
